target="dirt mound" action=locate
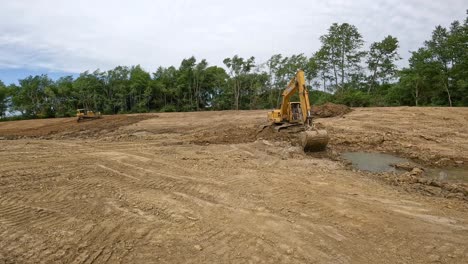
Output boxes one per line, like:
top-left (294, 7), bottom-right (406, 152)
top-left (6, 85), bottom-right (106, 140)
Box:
top-left (0, 114), bottom-right (157, 139)
top-left (255, 125), bottom-right (303, 146)
top-left (312, 103), bottom-right (351, 118)
top-left (191, 124), bottom-right (305, 146)
top-left (191, 125), bottom-right (258, 145)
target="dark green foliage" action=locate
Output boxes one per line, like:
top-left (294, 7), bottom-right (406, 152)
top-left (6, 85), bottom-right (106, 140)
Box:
top-left (0, 80), bottom-right (8, 118)
top-left (334, 89), bottom-right (372, 107)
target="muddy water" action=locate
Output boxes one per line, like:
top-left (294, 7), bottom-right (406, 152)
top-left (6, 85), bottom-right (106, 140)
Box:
top-left (425, 167), bottom-right (468, 183)
top-left (342, 152), bottom-right (409, 173)
top-left (342, 152), bottom-right (468, 183)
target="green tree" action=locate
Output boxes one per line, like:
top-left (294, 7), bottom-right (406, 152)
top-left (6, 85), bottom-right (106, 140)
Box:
top-left (446, 15), bottom-right (468, 105)
top-left (152, 66), bottom-right (179, 111)
top-left (193, 59), bottom-right (208, 110)
top-left (106, 66), bottom-right (130, 113)
top-left (425, 26), bottom-right (453, 106)
top-left (400, 48), bottom-right (441, 106)
top-left (366, 35), bottom-right (401, 93)
top-left (399, 11), bottom-right (468, 106)
top-left (223, 55), bottom-right (255, 110)
top-left (313, 48), bottom-right (334, 92)
top-left (0, 81), bottom-right (8, 118)
top-left (73, 71), bottom-right (104, 111)
top-left (265, 54), bottom-right (283, 107)
top-left (177, 57), bottom-right (197, 110)
top-left (129, 65), bottom-right (151, 112)
top-left (54, 76), bottom-right (76, 117)
top-left (319, 23), bottom-right (366, 91)
top-left (11, 75), bottom-right (55, 117)
top-left (205, 66), bottom-right (229, 110)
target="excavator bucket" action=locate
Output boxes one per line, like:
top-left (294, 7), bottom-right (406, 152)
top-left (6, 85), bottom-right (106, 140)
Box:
top-left (301, 129), bottom-right (329, 152)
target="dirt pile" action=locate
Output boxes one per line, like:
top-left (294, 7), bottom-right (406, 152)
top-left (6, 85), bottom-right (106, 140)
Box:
top-left (312, 103), bottom-right (351, 118)
top-left (191, 124), bottom-right (314, 148)
top-left (385, 170), bottom-right (468, 200)
top-left (255, 125), bottom-right (304, 146)
top-left (191, 124), bottom-right (258, 145)
top-left (0, 114), bottom-right (156, 140)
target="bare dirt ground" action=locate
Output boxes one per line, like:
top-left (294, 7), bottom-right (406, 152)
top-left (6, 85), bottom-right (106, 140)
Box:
top-left (0, 107), bottom-right (467, 263)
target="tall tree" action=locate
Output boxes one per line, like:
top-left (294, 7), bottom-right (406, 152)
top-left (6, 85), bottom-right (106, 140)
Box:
top-left (54, 76), bottom-right (76, 116)
top-left (11, 75), bottom-right (55, 117)
top-left (265, 54), bottom-right (283, 107)
top-left (400, 48), bottom-right (440, 106)
top-left (425, 26), bottom-right (453, 106)
top-left (129, 65), bottom-right (151, 112)
top-left (366, 35), bottom-right (401, 93)
top-left (223, 55), bottom-right (255, 110)
top-left (448, 14), bottom-right (468, 105)
top-left (193, 59), bottom-right (208, 110)
top-left (313, 48), bottom-right (334, 92)
top-left (319, 23), bottom-right (366, 91)
top-left (178, 57), bottom-right (197, 110)
top-left (73, 71), bottom-right (105, 111)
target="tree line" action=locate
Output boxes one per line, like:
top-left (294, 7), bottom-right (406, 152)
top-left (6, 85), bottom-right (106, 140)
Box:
top-left (0, 12), bottom-right (466, 119)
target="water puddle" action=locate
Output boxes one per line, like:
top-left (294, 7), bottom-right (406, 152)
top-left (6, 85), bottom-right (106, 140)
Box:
top-left (342, 151), bottom-right (468, 183)
top-left (342, 152), bottom-right (409, 173)
top-left (425, 167), bottom-right (468, 182)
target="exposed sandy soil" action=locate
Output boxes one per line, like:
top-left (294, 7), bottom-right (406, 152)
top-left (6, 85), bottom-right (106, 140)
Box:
top-left (0, 107), bottom-right (467, 263)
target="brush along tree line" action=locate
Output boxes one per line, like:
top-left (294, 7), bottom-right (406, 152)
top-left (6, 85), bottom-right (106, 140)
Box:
top-left (0, 12), bottom-right (467, 119)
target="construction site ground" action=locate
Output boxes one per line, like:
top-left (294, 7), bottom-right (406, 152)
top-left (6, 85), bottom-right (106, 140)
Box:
top-left (0, 107), bottom-right (467, 263)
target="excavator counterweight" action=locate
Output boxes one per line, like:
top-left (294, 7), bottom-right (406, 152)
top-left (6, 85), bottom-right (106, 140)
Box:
top-left (266, 70), bottom-right (329, 152)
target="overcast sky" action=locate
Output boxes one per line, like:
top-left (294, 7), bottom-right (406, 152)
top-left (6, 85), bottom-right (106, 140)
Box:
top-left (0, 0), bottom-right (466, 83)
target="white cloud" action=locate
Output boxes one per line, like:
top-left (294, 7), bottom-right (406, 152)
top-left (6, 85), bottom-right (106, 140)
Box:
top-left (0, 0), bottom-right (466, 72)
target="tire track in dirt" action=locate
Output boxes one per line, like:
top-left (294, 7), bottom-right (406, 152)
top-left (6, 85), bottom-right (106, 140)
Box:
top-left (2, 208), bottom-right (153, 264)
top-left (93, 152), bottom-right (229, 203)
top-left (0, 200), bottom-right (76, 230)
top-left (69, 223), bottom-right (126, 264)
top-left (0, 211), bottom-right (76, 264)
top-left (85, 150), bottom-right (323, 262)
top-left (98, 150), bottom-right (227, 185)
top-left (0, 178), bottom-right (103, 205)
top-left (85, 164), bottom-right (188, 224)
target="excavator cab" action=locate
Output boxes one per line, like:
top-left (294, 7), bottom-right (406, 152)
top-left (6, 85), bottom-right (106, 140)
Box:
top-left (268, 103), bottom-right (302, 124)
top-left (289, 102), bottom-right (303, 123)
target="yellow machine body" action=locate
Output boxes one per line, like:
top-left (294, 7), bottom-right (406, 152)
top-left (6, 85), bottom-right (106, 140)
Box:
top-left (266, 70), bottom-right (329, 151)
top-left (268, 102), bottom-right (304, 124)
top-left (76, 109), bottom-right (102, 122)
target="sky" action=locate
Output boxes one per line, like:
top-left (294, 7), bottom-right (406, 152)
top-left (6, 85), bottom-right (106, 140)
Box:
top-left (0, 0), bottom-right (466, 85)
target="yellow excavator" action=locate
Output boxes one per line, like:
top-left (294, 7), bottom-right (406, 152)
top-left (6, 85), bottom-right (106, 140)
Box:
top-left (267, 70), bottom-right (329, 152)
top-left (76, 109), bottom-right (102, 122)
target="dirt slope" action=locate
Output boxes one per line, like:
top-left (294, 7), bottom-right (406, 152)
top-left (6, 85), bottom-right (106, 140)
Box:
top-left (0, 114), bottom-right (156, 139)
top-left (0, 107), bottom-right (467, 263)
top-left (321, 107), bottom-right (468, 165)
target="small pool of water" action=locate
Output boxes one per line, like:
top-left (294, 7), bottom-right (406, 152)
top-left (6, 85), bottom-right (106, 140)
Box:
top-left (426, 168), bottom-right (468, 183)
top-left (342, 152), bottom-right (410, 173)
top-left (342, 151), bottom-right (468, 183)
